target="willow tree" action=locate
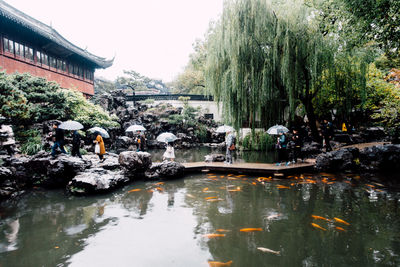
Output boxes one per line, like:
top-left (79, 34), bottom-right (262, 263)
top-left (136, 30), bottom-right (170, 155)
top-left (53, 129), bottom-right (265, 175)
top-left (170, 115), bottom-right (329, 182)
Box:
top-left (205, 0), bottom-right (335, 139)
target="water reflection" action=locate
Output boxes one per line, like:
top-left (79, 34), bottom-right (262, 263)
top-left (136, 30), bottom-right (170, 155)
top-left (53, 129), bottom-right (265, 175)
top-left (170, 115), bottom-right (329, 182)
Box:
top-left (0, 173), bottom-right (399, 266)
top-left (148, 147), bottom-right (277, 163)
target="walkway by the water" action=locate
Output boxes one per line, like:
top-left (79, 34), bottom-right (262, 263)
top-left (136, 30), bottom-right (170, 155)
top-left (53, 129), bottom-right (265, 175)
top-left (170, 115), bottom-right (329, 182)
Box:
top-left (182, 160), bottom-right (316, 176)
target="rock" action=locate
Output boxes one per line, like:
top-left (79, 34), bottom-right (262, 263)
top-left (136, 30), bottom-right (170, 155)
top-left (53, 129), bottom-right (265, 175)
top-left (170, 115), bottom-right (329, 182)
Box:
top-left (145, 161), bottom-right (185, 179)
top-left (85, 153), bottom-right (120, 170)
top-left (315, 144), bottom-right (400, 173)
top-left (361, 127), bottom-right (386, 142)
top-left (205, 154), bottom-right (226, 162)
top-left (0, 167), bottom-right (16, 200)
top-left (67, 168), bottom-right (127, 195)
top-left (359, 144), bottom-right (400, 172)
top-left (9, 152), bottom-right (92, 188)
top-left (119, 151), bottom-right (152, 176)
top-left (302, 142), bottom-right (322, 157)
top-left (0, 167), bottom-right (12, 183)
top-left (315, 147), bottom-right (359, 172)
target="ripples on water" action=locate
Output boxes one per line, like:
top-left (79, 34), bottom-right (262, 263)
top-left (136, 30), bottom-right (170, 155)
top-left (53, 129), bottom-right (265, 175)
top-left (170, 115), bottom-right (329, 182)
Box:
top-left (0, 170), bottom-right (399, 267)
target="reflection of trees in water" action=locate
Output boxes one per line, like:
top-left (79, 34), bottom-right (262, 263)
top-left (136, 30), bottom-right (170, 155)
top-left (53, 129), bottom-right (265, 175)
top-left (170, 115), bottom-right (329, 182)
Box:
top-left (0, 190), bottom-right (112, 266)
top-left (182, 173), bottom-right (400, 266)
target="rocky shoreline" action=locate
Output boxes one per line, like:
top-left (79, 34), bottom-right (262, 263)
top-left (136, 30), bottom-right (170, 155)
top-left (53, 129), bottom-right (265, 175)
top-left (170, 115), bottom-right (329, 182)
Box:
top-left (1, 142), bottom-right (399, 202)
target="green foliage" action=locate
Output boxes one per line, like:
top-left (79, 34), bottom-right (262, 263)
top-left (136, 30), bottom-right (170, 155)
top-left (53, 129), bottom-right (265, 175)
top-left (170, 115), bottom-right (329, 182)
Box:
top-left (168, 114), bottom-right (184, 125)
top-left (241, 132), bottom-right (275, 151)
top-left (0, 71), bottom-right (118, 128)
top-left (63, 89), bottom-right (119, 128)
top-left (205, 0), bottom-right (338, 140)
top-left (172, 39), bottom-right (207, 94)
top-left (194, 124), bottom-right (208, 143)
top-left (117, 70), bottom-right (170, 94)
top-left (143, 98), bottom-right (155, 105)
top-left (0, 72), bottom-right (30, 123)
top-left (16, 129), bottom-right (43, 155)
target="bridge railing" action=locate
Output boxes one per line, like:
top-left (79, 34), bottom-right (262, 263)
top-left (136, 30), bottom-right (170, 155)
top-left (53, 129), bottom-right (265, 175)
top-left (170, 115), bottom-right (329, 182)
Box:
top-left (126, 94), bottom-right (214, 102)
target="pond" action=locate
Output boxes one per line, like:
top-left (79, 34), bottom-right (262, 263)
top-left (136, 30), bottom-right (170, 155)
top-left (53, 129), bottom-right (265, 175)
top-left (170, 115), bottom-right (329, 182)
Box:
top-left (0, 169), bottom-right (399, 266)
top-left (148, 147), bottom-right (277, 164)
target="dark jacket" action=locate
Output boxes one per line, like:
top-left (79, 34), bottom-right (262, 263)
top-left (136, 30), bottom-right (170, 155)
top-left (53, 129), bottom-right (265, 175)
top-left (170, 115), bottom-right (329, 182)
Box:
top-left (55, 128), bottom-right (65, 144)
top-left (72, 131), bottom-right (81, 146)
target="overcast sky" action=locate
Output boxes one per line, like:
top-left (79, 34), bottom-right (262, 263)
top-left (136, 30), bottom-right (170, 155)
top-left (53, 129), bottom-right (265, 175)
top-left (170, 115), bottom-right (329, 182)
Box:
top-left (6, 0), bottom-right (224, 82)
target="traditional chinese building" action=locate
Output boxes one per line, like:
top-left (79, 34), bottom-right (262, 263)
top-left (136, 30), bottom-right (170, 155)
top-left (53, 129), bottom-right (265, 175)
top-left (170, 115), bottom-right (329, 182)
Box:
top-left (0, 0), bottom-right (113, 97)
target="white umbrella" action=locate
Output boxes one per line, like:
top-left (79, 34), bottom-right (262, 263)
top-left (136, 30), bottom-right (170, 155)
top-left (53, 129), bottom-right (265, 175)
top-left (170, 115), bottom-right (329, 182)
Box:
top-left (216, 125), bottom-right (235, 133)
top-left (126, 125), bottom-right (146, 132)
top-left (88, 127), bottom-right (110, 138)
top-left (156, 132), bottom-right (177, 143)
top-left (58, 120), bottom-right (83, 130)
top-left (266, 125), bottom-right (289, 135)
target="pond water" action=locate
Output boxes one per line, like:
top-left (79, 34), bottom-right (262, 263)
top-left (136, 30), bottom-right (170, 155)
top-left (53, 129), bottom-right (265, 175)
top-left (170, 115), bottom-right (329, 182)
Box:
top-left (148, 147), bottom-right (277, 164)
top-left (1, 169), bottom-right (399, 266)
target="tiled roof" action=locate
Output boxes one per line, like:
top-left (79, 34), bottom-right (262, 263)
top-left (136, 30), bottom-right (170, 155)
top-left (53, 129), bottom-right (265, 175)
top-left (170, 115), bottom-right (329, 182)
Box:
top-left (0, 0), bottom-right (113, 68)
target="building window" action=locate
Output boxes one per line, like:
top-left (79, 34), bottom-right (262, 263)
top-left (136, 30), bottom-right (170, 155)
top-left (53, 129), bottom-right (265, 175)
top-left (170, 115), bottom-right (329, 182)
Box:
top-left (42, 53), bottom-right (48, 66)
top-left (3, 37), bottom-right (14, 54)
top-left (24, 46), bottom-right (34, 62)
top-left (15, 42), bottom-right (23, 57)
top-left (56, 59), bottom-right (66, 71)
top-left (49, 56), bottom-right (57, 68)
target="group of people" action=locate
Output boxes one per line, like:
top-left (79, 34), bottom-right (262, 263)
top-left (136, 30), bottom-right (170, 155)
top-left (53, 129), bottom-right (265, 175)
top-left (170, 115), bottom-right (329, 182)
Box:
top-left (51, 122), bottom-right (106, 161)
top-left (275, 128), bottom-right (304, 166)
top-left (275, 119), bottom-right (336, 166)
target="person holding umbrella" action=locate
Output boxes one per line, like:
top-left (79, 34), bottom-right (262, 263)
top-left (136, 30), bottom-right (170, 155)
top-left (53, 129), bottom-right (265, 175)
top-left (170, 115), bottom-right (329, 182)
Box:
top-left (93, 131), bottom-right (106, 162)
top-left (276, 130), bottom-right (288, 166)
top-left (225, 129), bottom-right (235, 164)
top-left (51, 122), bottom-right (67, 158)
top-left (71, 130), bottom-right (82, 158)
top-left (163, 139), bottom-right (175, 161)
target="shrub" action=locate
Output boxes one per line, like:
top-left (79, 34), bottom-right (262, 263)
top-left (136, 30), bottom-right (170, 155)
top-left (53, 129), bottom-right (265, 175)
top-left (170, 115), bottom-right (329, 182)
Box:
top-left (17, 129), bottom-right (43, 155)
top-left (241, 131), bottom-right (275, 151)
top-left (168, 114), bottom-right (184, 125)
top-left (194, 124), bottom-right (208, 142)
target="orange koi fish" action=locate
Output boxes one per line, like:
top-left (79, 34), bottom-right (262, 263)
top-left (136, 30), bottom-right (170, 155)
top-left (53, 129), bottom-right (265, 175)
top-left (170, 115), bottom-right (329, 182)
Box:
top-left (366, 184), bottom-right (375, 188)
top-left (208, 260), bottom-right (233, 267)
top-left (372, 182), bottom-right (384, 187)
top-left (202, 187), bottom-right (209, 192)
top-left (228, 187), bottom-right (241, 192)
top-left (311, 223), bottom-right (326, 231)
top-left (333, 217), bottom-right (350, 225)
top-left (155, 187), bottom-right (164, 192)
top-left (335, 226), bottom-right (346, 232)
top-left (128, 189), bottom-right (142, 193)
top-left (237, 175), bottom-right (246, 177)
top-left (207, 173), bottom-right (216, 175)
top-left (216, 229), bottom-right (231, 232)
top-left (228, 177), bottom-right (238, 180)
top-left (251, 182), bottom-right (257, 185)
top-left (208, 176), bottom-right (217, 178)
top-left (240, 228), bottom-right (262, 232)
top-left (205, 196), bottom-right (218, 200)
top-left (220, 176), bottom-right (225, 178)
top-left (276, 185), bottom-right (290, 189)
top-left (147, 189), bottom-right (154, 193)
top-left (154, 182), bottom-right (164, 185)
top-left (311, 215), bottom-right (331, 222)
top-left (203, 233), bottom-right (226, 238)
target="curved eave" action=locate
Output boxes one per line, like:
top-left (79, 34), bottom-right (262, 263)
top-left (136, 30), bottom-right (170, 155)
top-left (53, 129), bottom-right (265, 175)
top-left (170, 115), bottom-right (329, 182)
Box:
top-left (0, 0), bottom-right (113, 69)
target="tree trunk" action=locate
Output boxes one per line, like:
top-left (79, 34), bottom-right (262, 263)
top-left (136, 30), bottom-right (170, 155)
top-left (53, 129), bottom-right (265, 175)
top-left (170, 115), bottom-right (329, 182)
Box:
top-left (302, 70), bottom-right (320, 141)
